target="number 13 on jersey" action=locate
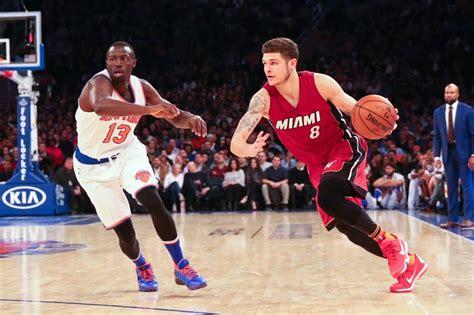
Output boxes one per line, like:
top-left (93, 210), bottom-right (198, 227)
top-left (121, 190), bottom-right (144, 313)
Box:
top-left (103, 123), bottom-right (131, 144)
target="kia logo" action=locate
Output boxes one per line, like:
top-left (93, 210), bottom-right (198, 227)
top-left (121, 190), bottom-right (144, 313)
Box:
top-left (2, 186), bottom-right (47, 210)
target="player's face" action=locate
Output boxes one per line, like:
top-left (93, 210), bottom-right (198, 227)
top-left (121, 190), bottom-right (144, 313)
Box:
top-left (105, 46), bottom-right (136, 83)
top-left (262, 53), bottom-right (296, 86)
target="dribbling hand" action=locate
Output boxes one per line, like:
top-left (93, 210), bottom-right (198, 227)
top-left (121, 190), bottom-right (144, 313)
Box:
top-left (249, 131), bottom-right (269, 157)
top-left (149, 103), bottom-right (180, 119)
top-left (188, 115), bottom-right (207, 137)
top-left (389, 107), bottom-right (399, 135)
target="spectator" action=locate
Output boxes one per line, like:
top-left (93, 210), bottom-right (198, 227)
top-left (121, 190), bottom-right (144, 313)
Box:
top-left (242, 157), bottom-right (264, 210)
top-left (58, 129), bottom-right (74, 158)
top-left (288, 160), bottom-right (312, 209)
top-left (157, 154), bottom-right (171, 184)
top-left (257, 151), bottom-right (271, 171)
top-left (54, 157), bottom-right (94, 214)
top-left (182, 161), bottom-right (209, 212)
top-left (262, 156), bottom-right (289, 210)
top-left (163, 163), bottom-right (184, 212)
top-left (237, 156), bottom-right (248, 170)
top-left (222, 159), bottom-right (245, 210)
top-left (0, 160), bottom-right (14, 182)
top-left (38, 142), bottom-right (55, 177)
top-left (281, 151), bottom-right (297, 170)
top-left (423, 161), bottom-right (446, 213)
top-left (373, 163), bottom-right (406, 210)
top-left (46, 138), bottom-right (65, 170)
top-left (146, 139), bottom-right (160, 162)
top-left (166, 139), bottom-right (180, 163)
top-left (206, 152), bottom-right (228, 210)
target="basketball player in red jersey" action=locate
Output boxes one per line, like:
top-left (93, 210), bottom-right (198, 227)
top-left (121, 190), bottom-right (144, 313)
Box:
top-left (230, 38), bottom-right (427, 293)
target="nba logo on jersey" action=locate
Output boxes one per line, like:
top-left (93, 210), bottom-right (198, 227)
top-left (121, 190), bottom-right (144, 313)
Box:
top-left (134, 170), bottom-right (151, 183)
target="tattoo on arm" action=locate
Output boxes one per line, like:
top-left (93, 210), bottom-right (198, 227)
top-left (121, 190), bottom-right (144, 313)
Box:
top-left (235, 94), bottom-right (266, 134)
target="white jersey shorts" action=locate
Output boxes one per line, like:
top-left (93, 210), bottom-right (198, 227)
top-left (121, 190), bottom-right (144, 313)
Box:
top-left (74, 139), bottom-right (157, 229)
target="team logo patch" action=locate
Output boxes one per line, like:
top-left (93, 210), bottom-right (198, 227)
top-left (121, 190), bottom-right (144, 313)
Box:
top-left (134, 170), bottom-right (151, 183)
top-left (0, 240), bottom-right (86, 258)
top-left (322, 160), bottom-right (344, 173)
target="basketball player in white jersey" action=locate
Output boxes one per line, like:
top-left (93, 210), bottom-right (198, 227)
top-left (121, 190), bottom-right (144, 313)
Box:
top-left (74, 41), bottom-right (207, 291)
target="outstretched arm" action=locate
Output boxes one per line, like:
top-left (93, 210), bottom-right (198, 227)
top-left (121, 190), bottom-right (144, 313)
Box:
top-left (231, 89), bottom-right (270, 157)
top-left (87, 75), bottom-right (178, 117)
top-left (142, 80), bottom-right (207, 137)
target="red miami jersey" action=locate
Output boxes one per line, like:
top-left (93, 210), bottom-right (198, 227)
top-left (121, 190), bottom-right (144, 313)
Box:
top-left (264, 71), bottom-right (368, 229)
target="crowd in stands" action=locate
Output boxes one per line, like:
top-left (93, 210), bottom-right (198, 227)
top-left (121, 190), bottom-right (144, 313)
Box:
top-left (1, 0), bottom-right (472, 215)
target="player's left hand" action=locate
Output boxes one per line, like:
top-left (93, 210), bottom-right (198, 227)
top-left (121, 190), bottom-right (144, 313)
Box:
top-left (249, 131), bottom-right (269, 157)
top-left (188, 115), bottom-right (207, 137)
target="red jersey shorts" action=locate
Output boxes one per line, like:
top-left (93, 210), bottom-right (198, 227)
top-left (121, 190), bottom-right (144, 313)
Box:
top-left (306, 135), bottom-right (368, 231)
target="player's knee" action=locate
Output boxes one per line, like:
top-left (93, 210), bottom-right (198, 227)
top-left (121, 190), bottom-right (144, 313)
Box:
top-left (136, 186), bottom-right (163, 210)
top-left (335, 221), bottom-right (351, 236)
top-left (317, 176), bottom-right (346, 210)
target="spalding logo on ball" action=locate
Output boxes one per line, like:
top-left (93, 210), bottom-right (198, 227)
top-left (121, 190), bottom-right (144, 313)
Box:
top-left (351, 94), bottom-right (397, 140)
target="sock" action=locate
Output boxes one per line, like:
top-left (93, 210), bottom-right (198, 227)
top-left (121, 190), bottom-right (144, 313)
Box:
top-left (408, 253), bottom-right (415, 265)
top-left (164, 238), bottom-right (184, 265)
top-left (133, 253), bottom-right (146, 267)
top-left (369, 226), bottom-right (395, 241)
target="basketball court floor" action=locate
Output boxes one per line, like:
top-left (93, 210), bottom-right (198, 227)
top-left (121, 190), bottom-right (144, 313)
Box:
top-left (0, 209), bottom-right (472, 314)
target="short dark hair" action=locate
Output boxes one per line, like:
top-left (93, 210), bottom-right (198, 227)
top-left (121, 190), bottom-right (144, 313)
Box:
top-left (262, 37), bottom-right (299, 60)
top-left (106, 41), bottom-right (136, 58)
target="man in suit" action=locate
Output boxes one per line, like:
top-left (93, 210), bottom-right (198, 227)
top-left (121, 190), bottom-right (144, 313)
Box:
top-left (433, 83), bottom-right (474, 228)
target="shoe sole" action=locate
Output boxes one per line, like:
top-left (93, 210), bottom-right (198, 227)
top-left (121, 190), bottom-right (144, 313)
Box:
top-left (391, 262), bottom-right (429, 293)
top-left (175, 277), bottom-right (208, 290)
top-left (139, 287), bottom-right (158, 292)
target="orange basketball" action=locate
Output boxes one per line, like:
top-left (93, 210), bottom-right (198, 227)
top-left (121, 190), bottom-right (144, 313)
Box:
top-left (351, 94), bottom-right (397, 140)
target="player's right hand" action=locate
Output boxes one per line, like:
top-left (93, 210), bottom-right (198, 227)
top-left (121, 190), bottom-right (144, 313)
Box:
top-left (248, 131), bottom-right (269, 157)
top-left (434, 159), bottom-right (442, 169)
top-left (148, 103), bottom-right (180, 118)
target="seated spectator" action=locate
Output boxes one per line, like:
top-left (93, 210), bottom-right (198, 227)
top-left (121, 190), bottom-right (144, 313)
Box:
top-left (407, 167), bottom-right (425, 209)
top-left (242, 157), bottom-right (264, 210)
top-left (0, 160), bottom-right (14, 182)
top-left (163, 163), bottom-right (184, 212)
top-left (182, 161), bottom-right (209, 211)
top-left (54, 157), bottom-right (95, 214)
top-left (288, 160), bottom-right (312, 209)
top-left (165, 139), bottom-right (180, 162)
top-left (222, 159), bottom-right (245, 210)
top-left (146, 138), bottom-right (160, 162)
top-left (38, 142), bottom-right (55, 177)
top-left (237, 157), bottom-right (248, 170)
top-left (281, 151), bottom-right (297, 170)
top-left (46, 138), bottom-right (65, 170)
top-left (262, 156), bottom-right (289, 210)
top-left (423, 161), bottom-right (446, 213)
top-left (363, 166), bottom-right (379, 210)
top-left (157, 154), bottom-right (172, 184)
top-left (194, 152), bottom-right (210, 176)
top-left (257, 151), bottom-right (271, 171)
top-left (206, 152), bottom-right (228, 210)
top-left (373, 163), bottom-right (406, 209)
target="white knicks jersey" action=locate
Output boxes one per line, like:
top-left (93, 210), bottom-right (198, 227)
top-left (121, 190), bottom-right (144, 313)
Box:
top-left (76, 69), bottom-right (146, 158)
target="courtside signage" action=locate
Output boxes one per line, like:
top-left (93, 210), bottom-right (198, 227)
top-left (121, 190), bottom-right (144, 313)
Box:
top-left (1, 186), bottom-right (47, 209)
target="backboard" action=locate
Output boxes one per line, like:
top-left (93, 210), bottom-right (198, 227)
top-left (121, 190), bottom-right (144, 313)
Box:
top-left (0, 11), bottom-right (43, 71)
